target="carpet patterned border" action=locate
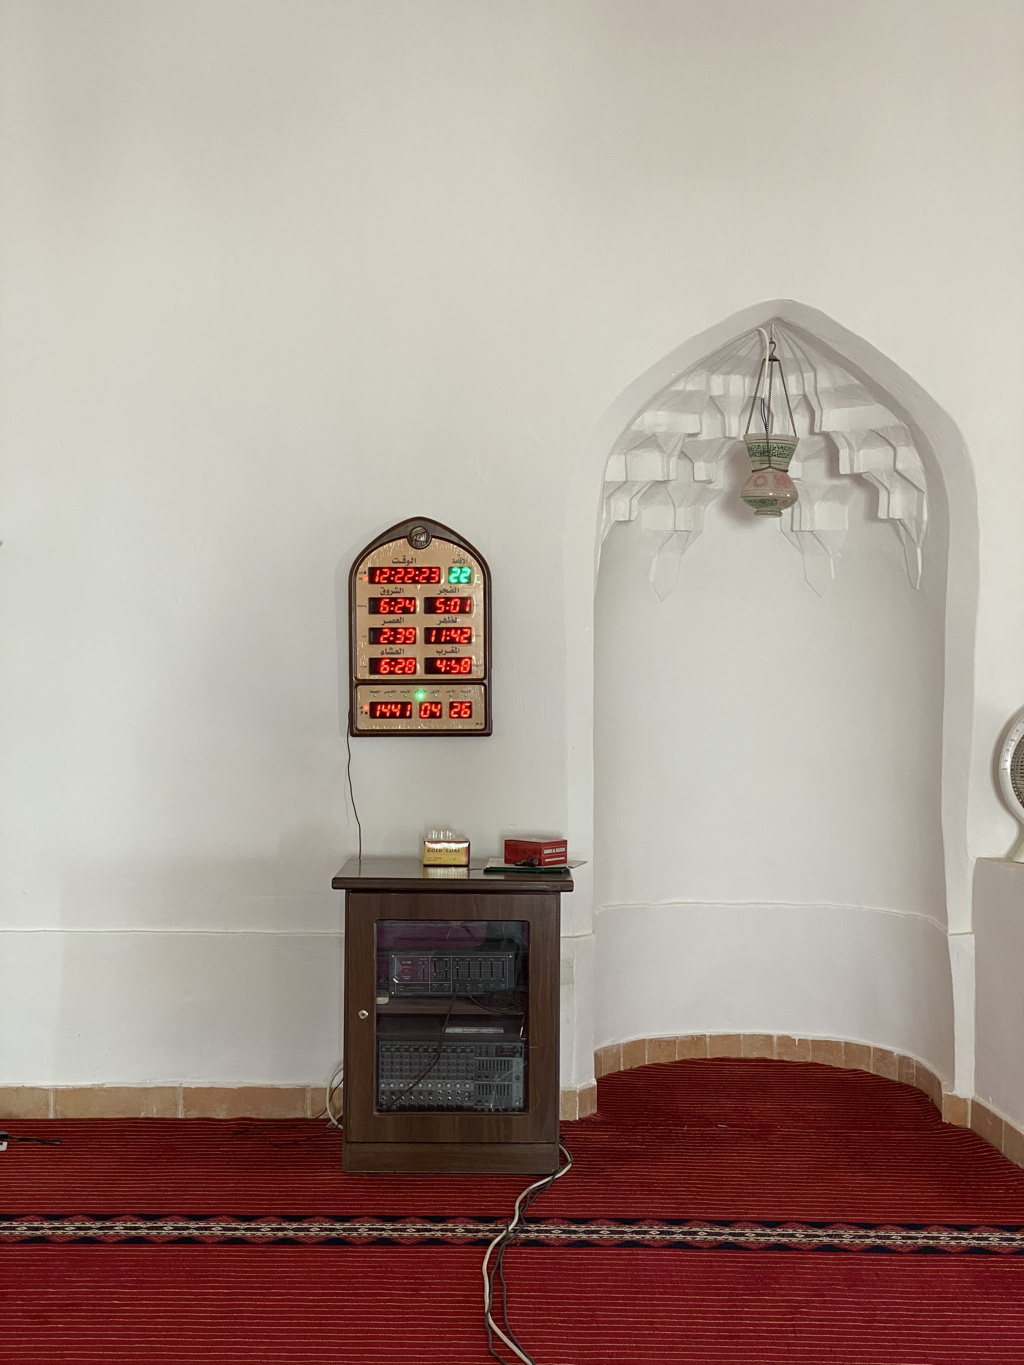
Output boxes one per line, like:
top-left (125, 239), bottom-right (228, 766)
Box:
top-left (3, 1213), bottom-right (1024, 1254)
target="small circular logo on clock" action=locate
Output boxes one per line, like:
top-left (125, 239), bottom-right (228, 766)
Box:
top-left (407, 524), bottom-right (432, 549)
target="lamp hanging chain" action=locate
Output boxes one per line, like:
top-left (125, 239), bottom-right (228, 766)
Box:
top-left (743, 360), bottom-right (766, 436)
top-left (771, 333), bottom-right (797, 439)
top-left (738, 326), bottom-right (800, 518)
top-left (763, 345), bottom-right (776, 437)
top-left (743, 327), bottom-right (771, 436)
top-left (743, 327), bottom-right (798, 449)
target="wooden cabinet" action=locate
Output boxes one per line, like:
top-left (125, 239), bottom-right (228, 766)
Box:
top-left (332, 858), bottom-right (571, 1174)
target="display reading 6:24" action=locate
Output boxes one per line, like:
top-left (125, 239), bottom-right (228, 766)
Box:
top-left (367, 597), bottom-right (418, 615)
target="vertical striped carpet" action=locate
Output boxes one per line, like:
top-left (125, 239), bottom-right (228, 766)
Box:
top-left (3, 1060), bottom-right (1024, 1362)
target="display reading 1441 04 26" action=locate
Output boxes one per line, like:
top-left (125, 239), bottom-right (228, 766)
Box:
top-left (349, 518), bottom-right (491, 735)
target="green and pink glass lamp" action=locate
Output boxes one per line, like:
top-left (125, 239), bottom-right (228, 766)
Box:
top-left (740, 330), bottom-right (799, 517)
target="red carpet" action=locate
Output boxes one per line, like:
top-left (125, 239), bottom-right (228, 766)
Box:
top-left (5, 1245), bottom-right (1024, 1364)
top-left (3, 1061), bottom-right (1024, 1362)
top-left (4, 1061), bottom-right (1024, 1223)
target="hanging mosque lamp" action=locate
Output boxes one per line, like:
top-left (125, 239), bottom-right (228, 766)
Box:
top-left (740, 330), bottom-right (799, 517)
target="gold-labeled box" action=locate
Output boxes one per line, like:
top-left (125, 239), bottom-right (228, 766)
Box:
top-left (422, 837), bottom-right (470, 866)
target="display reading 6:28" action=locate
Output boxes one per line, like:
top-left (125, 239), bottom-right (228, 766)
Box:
top-left (368, 657), bottom-right (417, 675)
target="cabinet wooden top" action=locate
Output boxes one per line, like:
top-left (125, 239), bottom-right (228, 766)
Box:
top-left (332, 857), bottom-right (574, 894)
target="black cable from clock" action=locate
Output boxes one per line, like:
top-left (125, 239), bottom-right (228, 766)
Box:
top-left (344, 719), bottom-right (363, 862)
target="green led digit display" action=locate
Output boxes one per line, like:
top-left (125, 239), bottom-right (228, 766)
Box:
top-left (447, 565), bottom-right (472, 584)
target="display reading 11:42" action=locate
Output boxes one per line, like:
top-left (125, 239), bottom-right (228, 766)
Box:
top-left (350, 518), bottom-right (491, 736)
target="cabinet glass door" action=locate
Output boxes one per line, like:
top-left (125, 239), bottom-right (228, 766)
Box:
top-left (374, 919), bottom-right (528, 1113)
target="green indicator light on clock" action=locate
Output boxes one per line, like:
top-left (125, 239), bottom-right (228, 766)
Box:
top-left (414, 689), bottom-right (427, 701)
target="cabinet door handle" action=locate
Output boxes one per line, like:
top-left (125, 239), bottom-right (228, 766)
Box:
top-left (357, 1009), bottom-right (369, 1020)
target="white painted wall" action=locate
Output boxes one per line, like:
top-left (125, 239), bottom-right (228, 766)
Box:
top-left (595, 493), bottom-right (947, 918)
top-left (974, 859), bottom-right (1024, 1129)
top-left (1, 2), bottom-right (1022, 1095)
top-left (593, 463), bottom-right (953, 1073)
top-left (596, 903), bottom-right (954, 1070)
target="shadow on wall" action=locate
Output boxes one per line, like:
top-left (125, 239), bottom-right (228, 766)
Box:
top-left (586, 301), bottom-right (977, 1083)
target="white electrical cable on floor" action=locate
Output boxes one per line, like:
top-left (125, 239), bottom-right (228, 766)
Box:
top-left (324, 1062), bottom-right (344, 1130)
top-left (482, 1143), bottom-right (574, 1365)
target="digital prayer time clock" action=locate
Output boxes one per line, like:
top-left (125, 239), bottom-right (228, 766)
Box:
top-left (349, 518), bottom-right (491, 735)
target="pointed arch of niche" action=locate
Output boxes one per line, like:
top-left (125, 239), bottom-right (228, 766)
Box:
top-left (561, 302), bottom-right (979, 1097)
top-left (602, 321), bottom-right (929, 598)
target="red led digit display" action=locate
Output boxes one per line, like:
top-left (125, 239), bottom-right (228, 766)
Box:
top-left (424, 596), bottom-right (473, 615)
top-left (424, 627), bottom-right (472, 644)
top-left (418, 702), bottom-right (443, 719)
top-left (368, 626), bottom-right (416, 645)
top-left (369, 702), bottom-right (413, 719)
top-left (368, 657), bottom-right (417, 675)
top-left (367, 597), bottom-right (417, 615)
top-left (449, 701), bottom-right (473, 719)
top-left (424, 657), bottom-right (473, 675)
top-left (367, 566), bottom-right (441, 585)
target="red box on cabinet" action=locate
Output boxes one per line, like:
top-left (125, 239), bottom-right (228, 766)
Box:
top-left (503, 836), bottom-right (568, 867)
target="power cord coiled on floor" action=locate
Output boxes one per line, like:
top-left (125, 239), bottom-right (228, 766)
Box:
top-left (483, 1143), bottom-right (574, 1365)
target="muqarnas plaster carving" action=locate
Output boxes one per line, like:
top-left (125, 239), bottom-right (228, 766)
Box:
top-left (601, 322), bottom-right (928, 598)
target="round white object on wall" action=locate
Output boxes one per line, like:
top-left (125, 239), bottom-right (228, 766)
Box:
top-left (997, 709), bottom-right (1024, 860)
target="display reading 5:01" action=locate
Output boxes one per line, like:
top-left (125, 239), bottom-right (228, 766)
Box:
top-left (424, 596), bottom-right (473, 615)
